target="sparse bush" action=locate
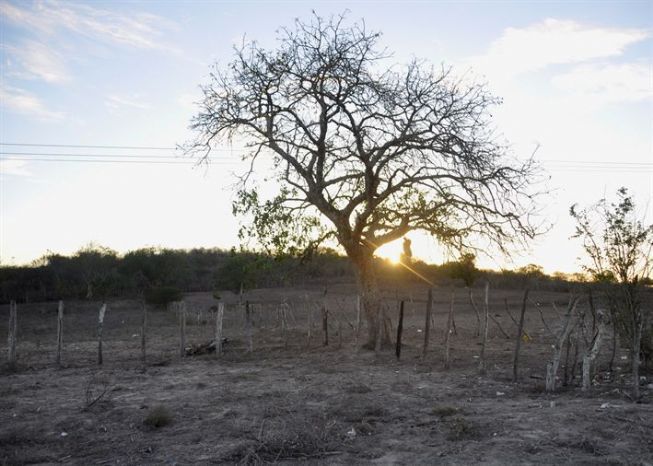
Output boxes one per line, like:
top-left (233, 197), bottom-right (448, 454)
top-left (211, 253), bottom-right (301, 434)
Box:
top-left (143, 405), bottom-right (173, 428)
top-left (222, 413), bottom-right (341, 463)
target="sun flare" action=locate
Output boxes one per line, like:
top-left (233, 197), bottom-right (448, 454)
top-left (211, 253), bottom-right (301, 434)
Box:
top-left (375, 240), bottom-right (404, 265)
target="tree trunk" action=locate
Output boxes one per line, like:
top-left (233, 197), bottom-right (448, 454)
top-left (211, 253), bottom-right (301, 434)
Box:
top-left (354, 253), bottom-right (390, 350)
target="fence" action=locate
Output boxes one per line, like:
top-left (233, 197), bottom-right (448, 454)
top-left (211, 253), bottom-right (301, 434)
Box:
top-left (2, 285), bottom-right (617, 392)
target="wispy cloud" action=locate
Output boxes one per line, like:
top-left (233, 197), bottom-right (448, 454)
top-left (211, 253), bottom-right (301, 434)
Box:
top-left (0, 84), bottom-right (65, 121)
top-left (0, 160), bottom-right (32, 177)
top-left (473, 18), bottom-right (649, 77)
top-left (0, 0), bottom-right (178, 52)
top-left (2, 40), bottom-right (70, 83)
top-left (105, 94), bottom-right (150, 110)
top-left (552, 62), bottom-right (652, 103)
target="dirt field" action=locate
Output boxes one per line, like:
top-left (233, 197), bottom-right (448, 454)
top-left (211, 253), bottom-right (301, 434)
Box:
top-left (1, 284), bottom-right (652, 465)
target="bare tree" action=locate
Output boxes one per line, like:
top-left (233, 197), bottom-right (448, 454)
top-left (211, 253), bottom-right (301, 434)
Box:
top-left (570, 187), bottom-right (652, 399)
top-left (185, 13), bottom-right (541, 348)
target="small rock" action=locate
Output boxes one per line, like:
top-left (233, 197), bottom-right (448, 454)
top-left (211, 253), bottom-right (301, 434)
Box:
top-left (496, 391), bottom-right (505, 396)
top-left (550, 401), bottom-right (556, 408)
top-left (60, 432), bottom-right (68, 437)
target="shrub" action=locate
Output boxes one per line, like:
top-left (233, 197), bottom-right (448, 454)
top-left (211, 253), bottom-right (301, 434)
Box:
top-left (144, 286), bottom-right (182, 308)
top-left (143, 405), bottom-right (173, 428)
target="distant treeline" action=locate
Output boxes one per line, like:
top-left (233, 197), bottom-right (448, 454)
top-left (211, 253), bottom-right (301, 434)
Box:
top-left (1, 244), bottom-right (585, 304)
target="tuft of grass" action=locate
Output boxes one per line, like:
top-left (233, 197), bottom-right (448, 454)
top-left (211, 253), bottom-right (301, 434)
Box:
top-left (431, 405), bottom-right (459, 417)
top-left (446, 416), bottom-right (478, 441)
top-left (344, 383), bottom-right (372, 394)
top-left (143, 405), bottom-right (173, 429)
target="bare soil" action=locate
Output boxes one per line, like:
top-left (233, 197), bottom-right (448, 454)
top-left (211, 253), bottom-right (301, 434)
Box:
top-left (1, 284), bottom-right (652, 465)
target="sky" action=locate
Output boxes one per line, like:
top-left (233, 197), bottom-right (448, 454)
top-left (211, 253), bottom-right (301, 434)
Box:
top-left (0, 0), bottom-right (651, 273)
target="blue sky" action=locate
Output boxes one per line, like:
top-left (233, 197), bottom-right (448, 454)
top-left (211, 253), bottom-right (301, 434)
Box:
top-left (1, 0), bottom-right (651, 272)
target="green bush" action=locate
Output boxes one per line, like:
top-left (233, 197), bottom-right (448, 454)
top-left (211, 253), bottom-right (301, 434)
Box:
top-left (144, 286), bottom-right (182, 308)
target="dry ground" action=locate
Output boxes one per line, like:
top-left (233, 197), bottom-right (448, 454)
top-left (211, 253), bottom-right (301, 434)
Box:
top-left (1, 284), bottom-right (652, 465)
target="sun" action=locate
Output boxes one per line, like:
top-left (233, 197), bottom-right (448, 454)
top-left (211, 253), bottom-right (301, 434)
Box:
top-left (375, 240), bottom-right (403, 265)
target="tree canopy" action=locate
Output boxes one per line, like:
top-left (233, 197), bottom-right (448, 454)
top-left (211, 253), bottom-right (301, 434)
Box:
top-left (186, 13), bottom-right (541, 262)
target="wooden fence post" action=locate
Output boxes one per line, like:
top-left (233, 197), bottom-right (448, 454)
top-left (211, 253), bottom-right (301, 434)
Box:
top-left (512, 289), bottom-right (530, 382)
top-left (478, 282), bottom-right (490, 375)
top-left (396, 300), bottom-right (404, 360)
top-left (7, 300), bottom-right (17, 367)
top-left (179, 302), bottom-right (187, 357)
top-left (56, 300), bottom-right (64, 367)
top-left (356, 295), bottom-right (362, 343)
top-left (245, 301), bottom-right (253, 353)
top-left (582, 308), bottom-right (609, 391)
top-left (281, 303), bottom-right (289, 349)
top-left (322, 306), bottom-right (329, 347)
top-left (97, 303), bottom-right (107, 365)
top-left (306, 295), bottom-right (313, 348)
top-left (469, 288), bottom-right (481, 337)
top-left (214, 302), bottom-right (224, 356)
top-left (422, 288), bottom-right (433, 358)
top-left (338, 320), bottom-right (342, 349)
top-left (444, 288), bottom-right (455, 369)
top-left (141, 300), bottom-right (147, 365)
top-left (546, 297), bottom-right (580, 392)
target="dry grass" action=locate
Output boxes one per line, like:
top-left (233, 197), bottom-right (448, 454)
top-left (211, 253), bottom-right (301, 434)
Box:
top-left (222, 413), bottom-right (343, 464)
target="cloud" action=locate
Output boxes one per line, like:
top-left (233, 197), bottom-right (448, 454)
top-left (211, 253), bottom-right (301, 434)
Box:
top-left (552, 62), bottom-right (652, 103)
top-left (0, 0), bottom-right (178, 52)
top-left (0, 84), bottom-right (65, 121)
top-left (177, 92), bottom-right (200, 112)
top-left (0, 160), bottom-right (32, 176)
top-left (2, 40), bottom-right (70, 83)
top-left (473, 18), bottom-right (649, 77)
top-left (105, 94), bottom-right (150, 110)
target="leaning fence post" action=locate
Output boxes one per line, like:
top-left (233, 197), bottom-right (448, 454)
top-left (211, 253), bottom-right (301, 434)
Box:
top-left (396, 300), bottom-right (405, 360)
top-left (97, 303), bottom-right (107, 365)
top-left (215, 302), bottom-right (224, 356)
top-left (582, 308), bottom-right (609, 391)
top-left (56, 300), bottom-right (64, 367)
top-left (7, 300), bottom-right (17, 367)
top-left (546, 297), bottom-right (580, 392)
top-left (422, 288), bottom-right (433, 358)
top-left (512, 289), bottom-right (530, 382)
top-left (179, 301), bottom-right (187, 357)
